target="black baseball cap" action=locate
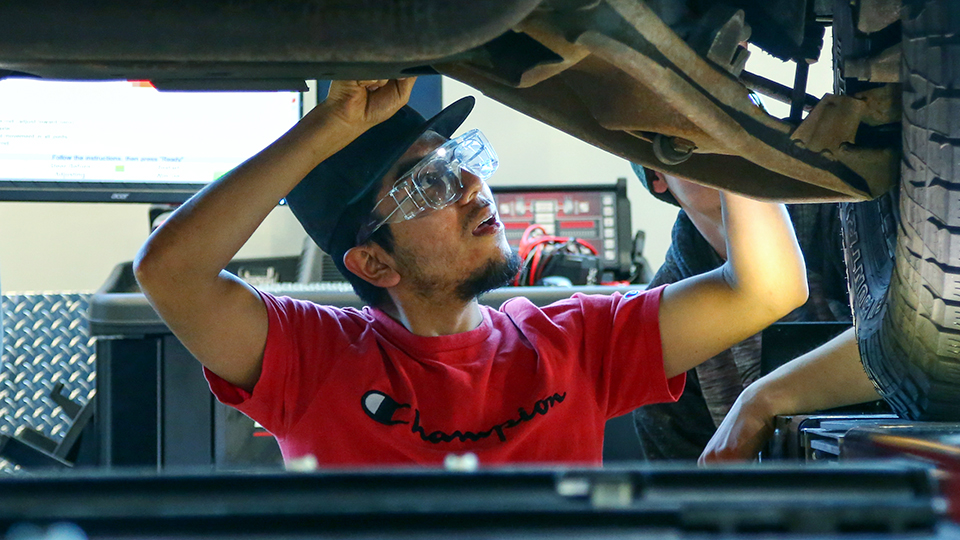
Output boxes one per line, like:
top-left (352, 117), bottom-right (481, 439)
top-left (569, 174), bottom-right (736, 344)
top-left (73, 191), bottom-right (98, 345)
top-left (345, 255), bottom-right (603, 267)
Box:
top-left (286, 96), bottom-right (476, 266)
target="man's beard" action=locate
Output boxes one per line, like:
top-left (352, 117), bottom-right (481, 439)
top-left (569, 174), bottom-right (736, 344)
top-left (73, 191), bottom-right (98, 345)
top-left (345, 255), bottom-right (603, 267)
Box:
top-left (395, 246), bottom-right (522, 303)
top-left (453, 250), bottom-right (522, 302)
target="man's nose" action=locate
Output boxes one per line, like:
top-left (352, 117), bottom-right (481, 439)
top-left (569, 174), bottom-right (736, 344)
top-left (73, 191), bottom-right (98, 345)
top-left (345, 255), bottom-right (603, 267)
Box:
top-left (457, 169), bottom-right (484, 205)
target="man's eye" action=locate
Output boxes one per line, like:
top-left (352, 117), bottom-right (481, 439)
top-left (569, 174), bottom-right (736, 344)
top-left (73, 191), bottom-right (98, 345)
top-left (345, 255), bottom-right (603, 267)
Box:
top-left (422, 174), bottom-right (448, 194)
top-left (420, 164), bottom-right (448, 187)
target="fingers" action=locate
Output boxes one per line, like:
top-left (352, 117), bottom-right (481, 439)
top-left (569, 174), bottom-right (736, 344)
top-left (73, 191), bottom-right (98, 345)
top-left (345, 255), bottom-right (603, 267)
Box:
top-left (698, 442), bottom-right (726, 466)
top-left (326, 78), bottom-right (396, 99)
top-left (698, 444), bottom-right (737, 465)
top-left (330, 78), bottom-right (415, 97)
top-left (699, 423), bottom-right (769, 465)
top-left (699, 420), bottom-right (756, 465)
top-left (396, 77), bottom-right (417, 100)
top-left (357, 78), bottom-right (417, 100)
top-left (357, 79), bottom-right (389, 92)
top-left (320, 77), bottom-right (417, 130)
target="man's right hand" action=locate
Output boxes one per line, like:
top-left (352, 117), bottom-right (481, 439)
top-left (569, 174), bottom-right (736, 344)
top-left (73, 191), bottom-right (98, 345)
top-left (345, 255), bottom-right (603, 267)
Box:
top-left (322, 79), bottom-right (417, 133)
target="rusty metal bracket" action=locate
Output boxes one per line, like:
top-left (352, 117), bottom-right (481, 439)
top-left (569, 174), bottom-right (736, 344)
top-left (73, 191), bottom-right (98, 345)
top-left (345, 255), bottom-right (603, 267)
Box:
top-left (846, 44), bottom-right (902, 83)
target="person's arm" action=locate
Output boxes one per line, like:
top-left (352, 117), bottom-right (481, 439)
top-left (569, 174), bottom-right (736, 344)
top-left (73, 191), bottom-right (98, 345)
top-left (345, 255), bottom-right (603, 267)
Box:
top-left (658, 192), bottom-right (809, 379)
top-left (698, 327), bottom-right (880, 463)
top-left (134, 79), bottom-right (416, 392)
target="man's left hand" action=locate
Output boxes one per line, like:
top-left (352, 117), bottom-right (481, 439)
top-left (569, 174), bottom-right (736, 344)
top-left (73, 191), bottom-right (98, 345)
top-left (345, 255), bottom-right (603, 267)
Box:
top-left (699, 384), bottom-right (774, 464)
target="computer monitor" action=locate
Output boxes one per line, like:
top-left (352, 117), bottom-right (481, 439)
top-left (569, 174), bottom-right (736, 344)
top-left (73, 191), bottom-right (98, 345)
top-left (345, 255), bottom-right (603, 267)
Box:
top-left (0, 78), bottom-right (302, 203)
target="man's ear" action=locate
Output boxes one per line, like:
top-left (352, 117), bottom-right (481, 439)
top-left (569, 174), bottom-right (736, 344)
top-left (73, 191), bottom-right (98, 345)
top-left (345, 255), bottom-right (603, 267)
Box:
top-left (343, 245), bottom-right (401, 288)
top-left (649, 170), bottom-right (670, 194)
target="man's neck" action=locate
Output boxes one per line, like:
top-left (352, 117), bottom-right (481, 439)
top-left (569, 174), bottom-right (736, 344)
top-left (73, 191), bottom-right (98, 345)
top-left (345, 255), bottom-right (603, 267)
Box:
top-left (381, 293), bottom-right (484, 336)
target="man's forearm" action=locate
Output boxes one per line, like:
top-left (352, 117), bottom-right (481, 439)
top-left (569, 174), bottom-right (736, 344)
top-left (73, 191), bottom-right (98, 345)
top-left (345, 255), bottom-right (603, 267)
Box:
top-left (751, 327), bottom-right (880, 416)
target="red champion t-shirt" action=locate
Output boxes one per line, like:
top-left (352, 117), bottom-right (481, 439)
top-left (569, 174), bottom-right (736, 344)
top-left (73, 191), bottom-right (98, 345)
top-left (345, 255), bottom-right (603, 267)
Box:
top-left (205, 286), bottom-right (683, 467)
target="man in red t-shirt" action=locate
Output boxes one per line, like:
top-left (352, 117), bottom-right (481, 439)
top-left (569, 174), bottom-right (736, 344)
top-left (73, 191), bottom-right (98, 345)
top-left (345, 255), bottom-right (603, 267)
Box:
top-left (134, 78), bottom-right (809, 467)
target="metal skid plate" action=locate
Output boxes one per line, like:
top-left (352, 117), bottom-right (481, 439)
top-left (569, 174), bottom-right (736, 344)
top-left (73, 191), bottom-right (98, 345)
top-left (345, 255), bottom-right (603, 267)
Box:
top-left (437, 0), bottom-right (899, 202)
top-left (0, 293), bottom-right (96, 473)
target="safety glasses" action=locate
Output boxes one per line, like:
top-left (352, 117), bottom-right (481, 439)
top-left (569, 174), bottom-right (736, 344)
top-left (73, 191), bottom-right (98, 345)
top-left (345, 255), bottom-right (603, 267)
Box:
top-left (355, 129), bottom-right (498, 245)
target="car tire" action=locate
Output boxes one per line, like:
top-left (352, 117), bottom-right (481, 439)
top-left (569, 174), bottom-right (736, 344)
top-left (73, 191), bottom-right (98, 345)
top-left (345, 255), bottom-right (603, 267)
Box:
top-left (842, 0), bottom-right (960, 420)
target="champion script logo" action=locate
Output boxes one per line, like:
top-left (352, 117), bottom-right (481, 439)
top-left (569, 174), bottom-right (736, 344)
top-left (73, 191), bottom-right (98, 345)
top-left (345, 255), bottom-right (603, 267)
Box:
top-left (361, 390), bottom-right (567, 444)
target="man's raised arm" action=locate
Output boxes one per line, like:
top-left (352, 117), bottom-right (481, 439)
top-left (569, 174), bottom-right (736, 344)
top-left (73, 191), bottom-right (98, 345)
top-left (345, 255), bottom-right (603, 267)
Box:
top-left (134, 79), bottom-right (415, 392)
top-left (658, 192), bottom-right (809, 379)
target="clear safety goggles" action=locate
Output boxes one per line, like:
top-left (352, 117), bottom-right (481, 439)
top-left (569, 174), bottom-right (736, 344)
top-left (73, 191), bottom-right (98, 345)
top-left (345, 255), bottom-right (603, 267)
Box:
top-left (355, 128), bottom-right (498, 245)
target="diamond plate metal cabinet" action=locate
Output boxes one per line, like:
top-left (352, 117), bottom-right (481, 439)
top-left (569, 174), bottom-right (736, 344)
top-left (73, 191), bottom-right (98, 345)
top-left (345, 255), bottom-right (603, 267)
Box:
top-left (0, 293), bottom-right (97, 472)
